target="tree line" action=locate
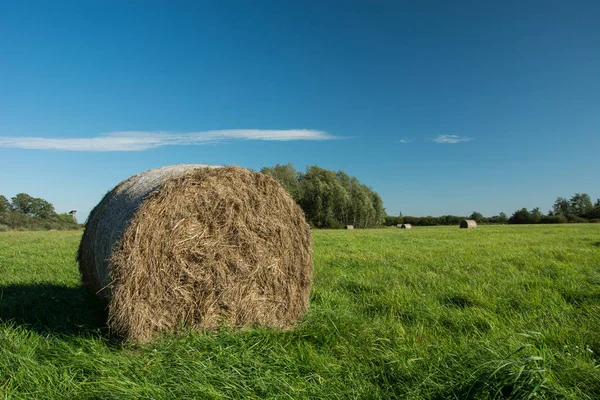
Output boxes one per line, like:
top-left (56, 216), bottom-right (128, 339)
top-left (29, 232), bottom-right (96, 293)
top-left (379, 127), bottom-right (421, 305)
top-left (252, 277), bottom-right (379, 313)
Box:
top-left (261, 163), bottom-right (600, 229)
top-left (508, 193), bottom-right (600, 224)
top-left (261, 164), bottom-right (386, 228)
top-left (0, 193), bottom-right (80, 231)
top-left (384, 193), bottom-right (600, 227)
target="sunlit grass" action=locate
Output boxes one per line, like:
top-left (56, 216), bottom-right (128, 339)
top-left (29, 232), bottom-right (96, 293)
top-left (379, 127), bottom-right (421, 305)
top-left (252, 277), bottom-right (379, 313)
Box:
top-left (1, 225), bottom-right (599, 398)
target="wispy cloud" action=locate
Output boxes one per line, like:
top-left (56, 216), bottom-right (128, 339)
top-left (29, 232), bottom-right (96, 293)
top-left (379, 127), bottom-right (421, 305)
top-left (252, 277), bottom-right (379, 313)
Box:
top-left (432, 134), bottom-right (473, 144)
top-left (396, 139), bottom-right (411, 144)
top-left (0, 129), bottom-right (338, 152)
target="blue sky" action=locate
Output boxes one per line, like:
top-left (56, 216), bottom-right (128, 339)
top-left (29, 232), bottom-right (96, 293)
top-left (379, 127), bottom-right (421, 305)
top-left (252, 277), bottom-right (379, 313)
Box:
top-left (1, 1), bottom-right (599, 221)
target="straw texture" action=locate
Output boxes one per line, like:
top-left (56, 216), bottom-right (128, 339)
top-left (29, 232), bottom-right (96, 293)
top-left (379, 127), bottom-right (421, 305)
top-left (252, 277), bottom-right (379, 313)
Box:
top-left (78, 165), bottom-right (312, 342)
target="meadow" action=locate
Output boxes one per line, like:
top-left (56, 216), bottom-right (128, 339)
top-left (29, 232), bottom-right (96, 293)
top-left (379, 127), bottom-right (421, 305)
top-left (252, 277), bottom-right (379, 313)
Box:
top-left (0, 225), bottom-right (599, 399)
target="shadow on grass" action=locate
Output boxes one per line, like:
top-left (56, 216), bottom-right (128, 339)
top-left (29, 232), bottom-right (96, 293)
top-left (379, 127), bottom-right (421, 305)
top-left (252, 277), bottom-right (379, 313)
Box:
top-left (0, 283), bottom-right (109, 338)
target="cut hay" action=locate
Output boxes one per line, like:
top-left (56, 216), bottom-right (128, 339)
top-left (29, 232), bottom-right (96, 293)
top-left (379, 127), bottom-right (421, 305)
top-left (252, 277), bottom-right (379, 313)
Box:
top-left (460, 219), bottom-right (477, 229)
top-left (77, 165), bottom-right (313, 342)
top-left (346, 225), bottom-right (354, 230)
top-left (400, 224), bottom-right (412, 229)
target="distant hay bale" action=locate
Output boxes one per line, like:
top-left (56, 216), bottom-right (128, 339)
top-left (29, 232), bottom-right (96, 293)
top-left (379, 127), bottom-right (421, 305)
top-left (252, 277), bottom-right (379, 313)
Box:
top-left (400, 224), bottom-right (412, 229)
top-left (460, 219), bottom-right (477, 229)
top-left (346, 225), bottom-right (354, 230)
top-left (77, 165), bottom-right (313, 342)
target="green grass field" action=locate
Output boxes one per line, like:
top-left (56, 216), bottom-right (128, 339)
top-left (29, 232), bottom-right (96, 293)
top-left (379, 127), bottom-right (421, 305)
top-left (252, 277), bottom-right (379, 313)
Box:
top-left (1, 225), bottom-right (599, 399)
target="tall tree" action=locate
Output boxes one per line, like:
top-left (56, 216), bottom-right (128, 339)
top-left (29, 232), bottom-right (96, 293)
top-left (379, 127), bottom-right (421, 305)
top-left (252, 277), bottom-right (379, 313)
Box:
top-left (10, 193), bottom-right (56, 218)
top-left (31, 198), bottom-right (56, 218)
top-left (530, 207), bottom-right (543, 223)
top-left (0, 195), bottom-right (10, 213)
top-left (569, 193), bottom-right (593, 217)
top-left (263, 163), bottom-right (385, 229)
top-left (552, 197), bottom-right (570, 216)
top-left (498, 212), bottom-right (508, 223)
top-left (260, 163), bottom-right (301, 201)
top-left (508, 208), bottom-right (530, 224)
top-left (11, 193), bottom-right (35, 215)
top-left (469, 211), bottom-right (484, 223)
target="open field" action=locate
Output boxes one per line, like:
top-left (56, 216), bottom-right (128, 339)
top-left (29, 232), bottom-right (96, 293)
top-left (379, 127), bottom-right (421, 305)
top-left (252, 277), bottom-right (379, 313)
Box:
top-left (1, 225), bottom-right (599, 399)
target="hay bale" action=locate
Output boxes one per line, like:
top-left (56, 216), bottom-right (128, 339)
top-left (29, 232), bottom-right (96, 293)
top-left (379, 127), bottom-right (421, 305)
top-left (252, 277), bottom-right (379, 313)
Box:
top-left (460, 219), bottom-right (477, 229)
top-left (78, 165), bottom-right (312, 342)
top-left (346, 225), bottom-right (354, 230)
top-left (400, 224), bottom-right (412, 229)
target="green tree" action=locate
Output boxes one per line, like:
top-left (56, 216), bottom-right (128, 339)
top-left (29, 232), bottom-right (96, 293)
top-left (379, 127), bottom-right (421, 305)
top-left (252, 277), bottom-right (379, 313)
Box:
top-left (11, 193), bottom-right (35, 215)
top-left (530, 207), bottom-right (543, 224)
top-left (264, 163), bottom-right (385, 229)
top-left (260, 163), bottom-right (301, 202)
top-left (469, 211), bottom-right (484, 223)
top-left (508, 208), bottom-right (530, 224)
top-left (552, 197), bottom-right (570, 216)
top-left (10, 193), bottom-right (56, 218)
top-left (498, 212), bottom-right (508, 223)
top-left (586, 199), bottom-right (600, 220)
top-left (0, 195), bottom-right (10, 213)
top-left (569, 193), bottom-right (593, 217)
top-left (31, 198), bottom-right (56, 218)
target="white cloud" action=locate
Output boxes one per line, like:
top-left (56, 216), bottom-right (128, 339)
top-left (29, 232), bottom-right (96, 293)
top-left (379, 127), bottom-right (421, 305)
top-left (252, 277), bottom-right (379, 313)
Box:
top-left (397, 139), bottom-right (411, 144)
top-left (0, 129), bottom-right (338, 152)
top-left (432, 134), bottom-right (473, 144)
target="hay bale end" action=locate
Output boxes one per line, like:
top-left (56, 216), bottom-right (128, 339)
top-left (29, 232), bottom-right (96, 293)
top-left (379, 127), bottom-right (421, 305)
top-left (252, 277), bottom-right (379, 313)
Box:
top-left (460, 219), bottom-right (477, 229)
top-left (77, 165), bottom-right (313, 342)
top-left (346, 225), bottom-right (354, 230)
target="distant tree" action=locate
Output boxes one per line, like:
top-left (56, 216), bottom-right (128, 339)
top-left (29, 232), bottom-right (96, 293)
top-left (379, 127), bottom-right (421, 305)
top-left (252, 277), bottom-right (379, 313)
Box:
top-left (10, 193), bottom-right (56, 218)
top-left (469, 211), bottom-right (485, 223)
top-left (0, 195), bottom-right (10, 213)
top-left (552, 197), bottom-right (571, 216)
top-left (30, 198), bottom-right (56, 218)
top-left (488, 212), bottom-right (508, 224)
top-left (498, 212), bottom-right (508, 223)
top-left (530, 207), bottom-right (543, 224)
top-left (508, 208), bottom-right (531, 224)
top-left (11, 193), bottom-right (36, 215)
top-left (263, 163), bottom-right (385, 229)
top-left (569, 193), bottom-right (593, 217)
top-left (260, 163), bottom-right (301, 202)
top-left (586, 199), bottom-right (600, 220)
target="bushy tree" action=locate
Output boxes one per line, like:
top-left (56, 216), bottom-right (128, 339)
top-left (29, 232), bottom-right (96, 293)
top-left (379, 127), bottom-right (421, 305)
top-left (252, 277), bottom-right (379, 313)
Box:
top-left (11, 193), bottom-right (35, 215)
top-left (584, 199), bottom-right (600, 220)
top-left (262, 164), bottom-right (385, 229)
top-left (569, 193), bottom-right (593, 217)
top-left (260, 163), bottom-right (301, 202)
top-left (530, 207), bottom-right (543, 224)
top-left (508, 208), bottom-right (531, 224)
top-left (10, 193), bottom-right (56, 218)
top-left (552, 197), bottom-right (570, 216)
top-left (497, 212), bottom-right (508, 223)
top-left (469, 211), bottom-right (485, 223)
top-left (0, 195), bottom-right (10, 213)
top-left (31, 198), bottom-right (56, 218)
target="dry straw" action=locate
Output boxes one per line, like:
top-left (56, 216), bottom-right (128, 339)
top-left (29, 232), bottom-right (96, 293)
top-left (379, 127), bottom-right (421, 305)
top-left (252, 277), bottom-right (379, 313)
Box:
top-left (78, 165), bottom-right (313, 342)
top-left (460, 219), bottom-right (477, 229)
top-left (400, 224), bottom-right (412, 229)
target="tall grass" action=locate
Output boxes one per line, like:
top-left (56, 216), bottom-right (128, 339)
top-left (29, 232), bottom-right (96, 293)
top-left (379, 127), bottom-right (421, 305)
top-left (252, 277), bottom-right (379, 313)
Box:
top-left (0, 226), bottom-right (599, 399)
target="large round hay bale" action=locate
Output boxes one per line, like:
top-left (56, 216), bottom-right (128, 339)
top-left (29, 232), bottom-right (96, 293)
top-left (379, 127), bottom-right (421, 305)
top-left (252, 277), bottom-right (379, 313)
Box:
top-left (400, 224), bottom-right (412, 229)
top-left (460, 219), bottom-right (477, 229)
top-left (77, 165), bottom-right (313, 342)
